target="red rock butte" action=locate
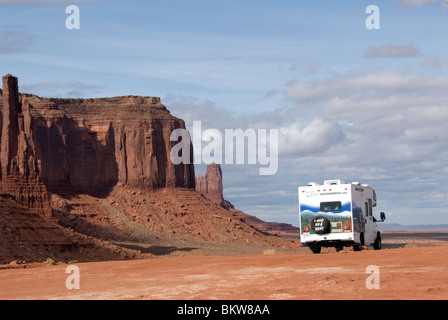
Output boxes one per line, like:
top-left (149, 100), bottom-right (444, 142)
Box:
top-left (195, 163), bottom-right (230, 208)
top-left (0, 74), bottom-right (195, 217)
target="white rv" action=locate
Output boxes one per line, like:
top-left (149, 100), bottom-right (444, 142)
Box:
top-left (298, 179), bottom-right (385, 254)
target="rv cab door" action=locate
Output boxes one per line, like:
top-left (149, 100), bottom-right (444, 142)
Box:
top-left (364, 200), bottom-right (377, 245)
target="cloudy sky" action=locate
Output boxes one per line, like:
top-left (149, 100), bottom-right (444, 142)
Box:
top-left (1, 0), bottom-right (448, 226)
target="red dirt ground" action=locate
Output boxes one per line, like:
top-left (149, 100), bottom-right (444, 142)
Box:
top-left (0, 245), bottom-right (447, 300)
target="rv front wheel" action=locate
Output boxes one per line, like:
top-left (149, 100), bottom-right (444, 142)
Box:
top-left (374, 233), bottom-right (382, 250)
top-left (354, 233), bottom-right (364, 251)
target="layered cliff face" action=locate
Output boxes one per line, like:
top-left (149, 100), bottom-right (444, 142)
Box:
top-left (26, 95), bottom-right (195, 192)
top-left (0, 74), bottom-right (53, 217)
top-left (0, 74), bottom-right (195, 216)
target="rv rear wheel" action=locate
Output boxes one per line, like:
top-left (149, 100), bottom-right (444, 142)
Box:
top-left (309, 245), bottom-right (321, 254)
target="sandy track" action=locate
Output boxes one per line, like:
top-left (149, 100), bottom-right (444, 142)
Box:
top-left (0, 246), bottom-right (447, 300)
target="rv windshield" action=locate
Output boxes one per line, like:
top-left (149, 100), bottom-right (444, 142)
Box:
top-left (320, 201), bottom-right (342, 212)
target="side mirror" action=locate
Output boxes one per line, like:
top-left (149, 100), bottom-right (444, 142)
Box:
top-left (380, 212), bottom-right (386, 222)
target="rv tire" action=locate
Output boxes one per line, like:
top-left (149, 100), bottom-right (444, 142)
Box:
top-left (309, 245), bottom-right (321, 254)
top-left (354, 233), bottom-right (364, 251)
top-left (311, 216), bottom-right (331, 234)
top-left (374, 233), bottom-right (382, 250)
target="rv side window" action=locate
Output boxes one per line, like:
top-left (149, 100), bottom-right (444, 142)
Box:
top-left (364, 202), bottom-right (370, 217)
top-left (320, 201), bottom-right (342, 212)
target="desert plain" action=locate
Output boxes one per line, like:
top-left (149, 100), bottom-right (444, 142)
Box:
top-left (0, 229), bottom-right (447, 300)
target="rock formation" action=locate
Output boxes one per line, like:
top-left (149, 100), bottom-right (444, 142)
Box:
top-left (0, 74), bottom-right (195, 216)
top-left (1, 74), bottom-right (52, 217)
top-left (195, 163), bottom-right (233, 209)
top-left (196, 163), bottom-right (300, 236)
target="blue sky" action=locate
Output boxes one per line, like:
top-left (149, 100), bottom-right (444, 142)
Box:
top-left (2, 0), bottom-right (448, 226)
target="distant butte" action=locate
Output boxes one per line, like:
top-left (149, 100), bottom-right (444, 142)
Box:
top-left (196, 163), bottom-right (300, 237)
top-left (195, 163), bottom-right (233, 209)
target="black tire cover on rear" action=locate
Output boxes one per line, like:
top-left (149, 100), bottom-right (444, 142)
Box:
top-left (311, 216), bottom-right (331, 234)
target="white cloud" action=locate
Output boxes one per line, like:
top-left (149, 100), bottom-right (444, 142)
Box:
top-left (398, 0), bottom-right (437, 8)
top-left (164, 93), bottom-right (297, 131)
top-left (20, 81), bottom-right (106, 97)
top-left (285, 68), bottom-right (448, 103)
top-left (397, 0), bottom-right (448, 12)
top-left (0, 31), bottom-right (32, 54)
top-left (281, 68), bottom-right (448, 222)
top-left (291, 73), bottom-right (448, 170)
top-left (423, 55), bottom-right (448, 69)
top-left (442, 0), bottom-right (448, 11)
top-left (288, 62), bottom-right (324, 75)
top-left (363, 44), bottom-right (419, 59)
top-left (278, 119), bottom-right (345, 156)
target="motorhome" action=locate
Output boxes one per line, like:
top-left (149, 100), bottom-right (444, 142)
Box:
top-left (298, 179), bottom-right (385, 254)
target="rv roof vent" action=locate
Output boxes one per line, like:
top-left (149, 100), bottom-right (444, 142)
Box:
top-left (324, 179), bottom-right (345, 185)
top-left (308, 182), bottom-right (319, 186)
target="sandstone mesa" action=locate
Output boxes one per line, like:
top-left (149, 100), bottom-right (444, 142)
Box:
top-left (0, 74), bottom-right (297, 264)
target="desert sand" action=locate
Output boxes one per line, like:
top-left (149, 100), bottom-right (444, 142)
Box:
top-left (0, 244), bottom-right (447, 300)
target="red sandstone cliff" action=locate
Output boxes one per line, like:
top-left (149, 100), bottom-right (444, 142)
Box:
top-left (1, 74), bottom-right (52, 217)
top-left (0, 74), bottom-right (195, 215)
